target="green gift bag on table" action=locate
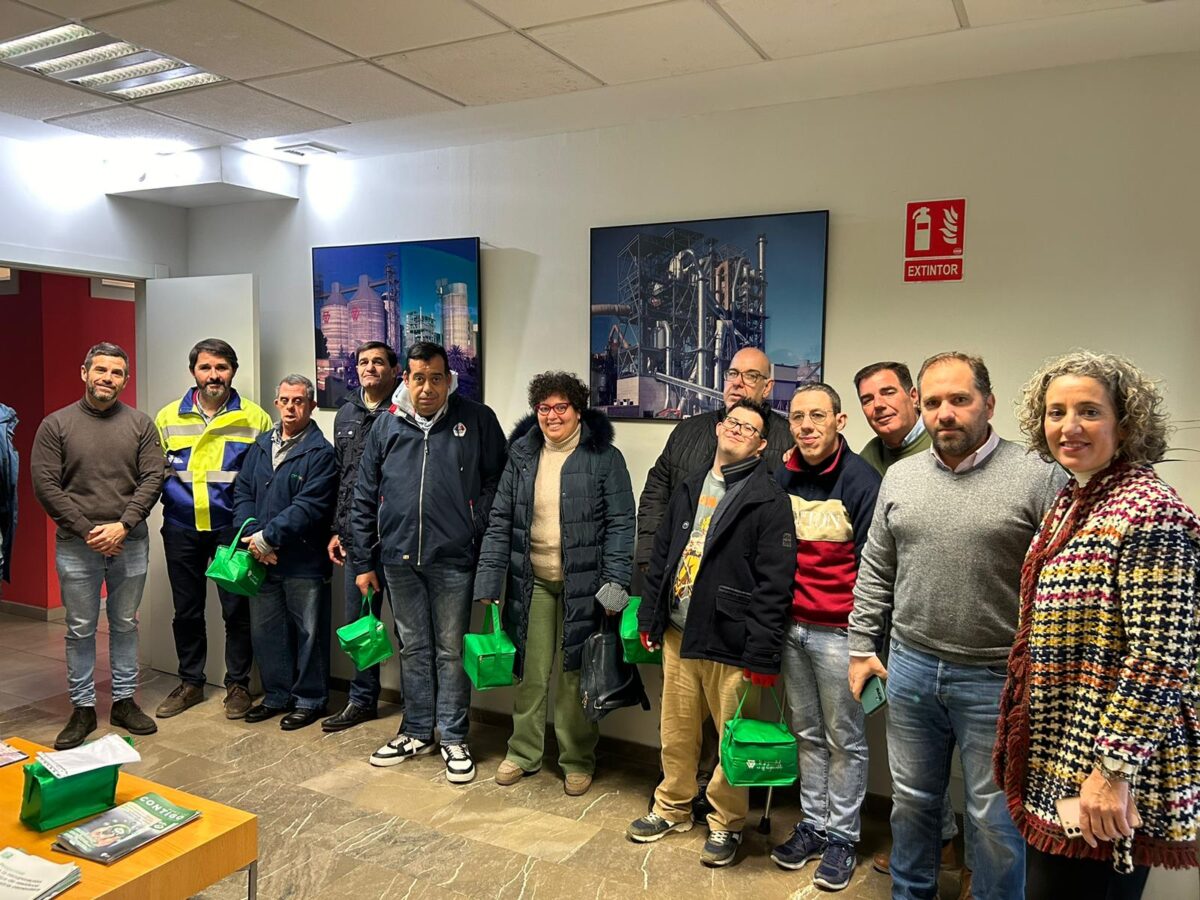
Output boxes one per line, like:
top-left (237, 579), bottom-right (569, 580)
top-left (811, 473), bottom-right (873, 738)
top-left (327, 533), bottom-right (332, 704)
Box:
top-left (20, 738), bottom-right (133, 832)
top-left (463, 604), bottom-right (517, 691)
top-left (336, 586), bottom-right (393, 670)
top-left (720, 685), bottom-right (797, 788)
top-left (620, 596), bottom-right (661, 665)
top-left (204, 517), bottom-right (266, 597)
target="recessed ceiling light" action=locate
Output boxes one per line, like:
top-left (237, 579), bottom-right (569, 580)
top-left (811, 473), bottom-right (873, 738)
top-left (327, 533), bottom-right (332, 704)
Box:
top-left (0, 24), bottom-right (225, 100)
top-left (275, 142), bottom-right (343, 158)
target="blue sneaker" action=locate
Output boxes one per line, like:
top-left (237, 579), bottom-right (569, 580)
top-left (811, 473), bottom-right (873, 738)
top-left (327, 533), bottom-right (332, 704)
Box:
top-left (812, 840), bottom-right (856, 891)
top-left (771, 822), bottom-right (827, 870)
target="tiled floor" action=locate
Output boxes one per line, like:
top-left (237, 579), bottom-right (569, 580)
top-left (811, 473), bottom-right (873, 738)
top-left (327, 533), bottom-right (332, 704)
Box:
top-left (0, 612), bottom-right (975, 899)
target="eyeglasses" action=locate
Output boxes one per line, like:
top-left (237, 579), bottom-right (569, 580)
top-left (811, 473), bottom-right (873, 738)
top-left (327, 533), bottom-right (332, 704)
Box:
top-left (536, 402), bottom-right (572, 416)
top-left (722, 417), bottom-right (762, 439)
top-left (789, 410), bottom-right (830, 426)
top-left (724, 368), bottom-right (767, 385)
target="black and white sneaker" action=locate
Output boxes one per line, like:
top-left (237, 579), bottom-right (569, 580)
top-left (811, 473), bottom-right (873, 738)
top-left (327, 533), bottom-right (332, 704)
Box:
top-left (441, 742), bottom-right (476, 784)
top-left (701, 830), bottom-right (742, 867)
top-left (369, 733), bottom-right (434, 767)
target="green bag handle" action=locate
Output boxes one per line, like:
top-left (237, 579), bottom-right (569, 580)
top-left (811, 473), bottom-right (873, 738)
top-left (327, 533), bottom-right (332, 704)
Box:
top-left (484, 604), bottom-right (502, 634)
top-left (359, 585), bottom-right (375, 618)
top-left (228, 516), bottom-right (258, 550)
top-left (733, 683), bottom-right (787, 725)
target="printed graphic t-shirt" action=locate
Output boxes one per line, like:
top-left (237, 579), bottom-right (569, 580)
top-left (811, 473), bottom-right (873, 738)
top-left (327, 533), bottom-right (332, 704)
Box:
top-left (671, 470), bottom-right (726, 631)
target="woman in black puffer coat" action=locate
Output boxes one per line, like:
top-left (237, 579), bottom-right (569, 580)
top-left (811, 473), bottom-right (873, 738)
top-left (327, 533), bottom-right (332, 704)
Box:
top-left (474, 371), bottom-right (634, 797)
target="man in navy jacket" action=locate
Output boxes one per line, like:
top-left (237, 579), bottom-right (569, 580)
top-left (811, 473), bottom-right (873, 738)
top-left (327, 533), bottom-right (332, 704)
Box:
top-left (233, 374), bottom-right (337, 730)
top-left (351, 342), bottom-right (506, 784)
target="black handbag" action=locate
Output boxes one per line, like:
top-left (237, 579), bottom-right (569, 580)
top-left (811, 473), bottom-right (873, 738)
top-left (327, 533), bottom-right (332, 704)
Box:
top-left (579, 615), bottom-right (651, 723)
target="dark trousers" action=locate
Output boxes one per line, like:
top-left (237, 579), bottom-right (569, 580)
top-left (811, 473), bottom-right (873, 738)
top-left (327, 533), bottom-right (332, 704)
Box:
top-left (161, 521), bottom-right (253, 689)
top-left (342, 560), bottom-right (402, 708)
top-left (251, 574), bottom-right (330, 710)
top-left (1026, 845), bottom-right (1150, 900)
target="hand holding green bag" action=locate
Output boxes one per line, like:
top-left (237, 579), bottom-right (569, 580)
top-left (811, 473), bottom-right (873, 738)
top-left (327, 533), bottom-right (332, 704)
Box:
top-left (720, 685), bottom-right (797, 788)
top-left (620, 596), bottom-right (661, 665)
top-left (336, 586), bottom-right (394, 670)
top-left (204, 517), bottom-right (266, 597)
top-left (463, 604), bottom-right (517, 691)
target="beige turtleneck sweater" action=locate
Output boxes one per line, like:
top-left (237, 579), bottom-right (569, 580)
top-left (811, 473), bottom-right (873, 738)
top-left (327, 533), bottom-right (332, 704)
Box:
top-left (529, 424), bottom-right (582, 581)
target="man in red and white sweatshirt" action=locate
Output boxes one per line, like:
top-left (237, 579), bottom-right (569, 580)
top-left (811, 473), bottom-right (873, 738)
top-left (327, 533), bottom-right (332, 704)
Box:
top-left (769, 383), bottom-right (881, 892)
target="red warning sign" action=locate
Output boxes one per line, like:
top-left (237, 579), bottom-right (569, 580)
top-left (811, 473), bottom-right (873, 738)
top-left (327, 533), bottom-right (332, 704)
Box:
top-left (904, 198), bottom-right (966, 282)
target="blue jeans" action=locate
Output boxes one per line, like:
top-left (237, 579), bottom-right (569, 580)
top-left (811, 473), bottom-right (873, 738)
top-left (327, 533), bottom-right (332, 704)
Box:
top-left (886, 639), bottom-right (1024, 900)
top-left (249, 574), bottom-right (331, 710)
top-left (383, 561), bottom-right (474, 743)
top-left (342, 561), bottom-right (402, 708)
top-left (55, 525), bottom-right (149, 708)
top-left (782, 623), bottom-right (869, 844)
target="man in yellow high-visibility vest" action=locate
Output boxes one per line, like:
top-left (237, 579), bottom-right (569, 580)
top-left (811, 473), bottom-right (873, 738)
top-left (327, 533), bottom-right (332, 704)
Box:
top-left (154, 338), bottom-right (271, 720)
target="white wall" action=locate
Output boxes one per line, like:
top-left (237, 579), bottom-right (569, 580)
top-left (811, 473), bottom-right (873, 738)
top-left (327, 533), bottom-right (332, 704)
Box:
top-left (0, 134), bottom-right (187, 278)
top-left (184, 56), bottom-right (1200, 894)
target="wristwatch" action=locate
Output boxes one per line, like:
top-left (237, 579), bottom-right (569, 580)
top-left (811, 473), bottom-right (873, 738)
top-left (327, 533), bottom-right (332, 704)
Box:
top-left (1096, 756), bottom-right (1134, 785)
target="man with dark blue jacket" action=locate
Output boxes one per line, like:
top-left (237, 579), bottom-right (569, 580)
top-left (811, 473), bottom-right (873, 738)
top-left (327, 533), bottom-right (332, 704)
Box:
top-left (233, 374), bottom-right (338, 731)
top-left (351, 342), bottom-right (506, 783)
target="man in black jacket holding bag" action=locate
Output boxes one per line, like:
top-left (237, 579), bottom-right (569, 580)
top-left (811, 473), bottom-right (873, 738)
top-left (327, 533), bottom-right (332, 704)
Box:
top-left (627, 398), bottom-right (795, 868)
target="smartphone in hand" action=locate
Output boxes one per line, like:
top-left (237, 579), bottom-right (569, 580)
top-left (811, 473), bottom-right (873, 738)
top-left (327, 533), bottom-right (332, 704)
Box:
top-left (860, 675), bottom-right (887, 715)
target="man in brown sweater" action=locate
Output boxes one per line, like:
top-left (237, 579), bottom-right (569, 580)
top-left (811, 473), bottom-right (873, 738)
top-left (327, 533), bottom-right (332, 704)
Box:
top-left (31, 341), bottom-right (164, 749)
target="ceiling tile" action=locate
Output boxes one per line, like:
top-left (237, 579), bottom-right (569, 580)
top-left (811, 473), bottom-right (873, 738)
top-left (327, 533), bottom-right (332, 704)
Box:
top-left (138, 82), bottom-right (345, 139)
top-left (249, 62), bottom-right (457, 122)
top-left (0, 67), bottom-right (116, 119)
top-left (377, 32), bottom-right (600, 106)
top-left (961, 0), bottom-right (1139, 28)
top-left (20, 0), bottom-right (149, 16)
top-left (88, 0), bottom-right (353, 80)
top-left (529, 0), bottom-right (759, 85)
top-left (45, 105), bottom-right (237, 149)
top-left (0, 1), bottom-right (60, 41)
top-left (471, 0), bottom-right (663, 28)
top-left (241, 0), bottom-right (506, 57)
top-left (718, 0), bottom-right (961, 59)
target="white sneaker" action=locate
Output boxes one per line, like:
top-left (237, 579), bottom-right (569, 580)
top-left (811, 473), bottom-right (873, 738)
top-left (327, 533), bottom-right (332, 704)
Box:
top-left (369, 733), bottom-right (434, 767)
top-left (441, 742), bottom-right (476, 784)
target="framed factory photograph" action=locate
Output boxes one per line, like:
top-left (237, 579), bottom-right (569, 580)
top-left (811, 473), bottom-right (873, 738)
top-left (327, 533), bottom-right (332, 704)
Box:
top-left (313, 237), bottom-right (482, 409)
top-left (589, 210), bottom-right (828, 420)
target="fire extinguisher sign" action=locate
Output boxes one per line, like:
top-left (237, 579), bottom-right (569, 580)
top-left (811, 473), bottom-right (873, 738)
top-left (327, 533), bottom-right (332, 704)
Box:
top-left (904, 198), bottom-right (966, 283)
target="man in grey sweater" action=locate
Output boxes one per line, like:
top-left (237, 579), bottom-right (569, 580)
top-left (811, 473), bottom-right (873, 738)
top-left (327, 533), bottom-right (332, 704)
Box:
top-left (31, 342), bottom-right (165, 749)
top-left (848, 352), bottom-right (1066, 900)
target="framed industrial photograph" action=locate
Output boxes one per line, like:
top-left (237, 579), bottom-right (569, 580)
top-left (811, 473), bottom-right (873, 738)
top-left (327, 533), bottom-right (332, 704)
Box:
top-left (312, 237), bottom-right (482, 409)
top-left (590, 210), bottom-right (828, 420)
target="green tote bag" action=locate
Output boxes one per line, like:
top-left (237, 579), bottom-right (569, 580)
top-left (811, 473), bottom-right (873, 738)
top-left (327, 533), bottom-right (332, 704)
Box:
top-left (205, 517), bottom-right (266, 597)
top-left (619, 596), bottom-right (661, 665)
top-left (463, 604), bottom-right (517, 691)
top-left (336, 586), bottom-right (394, 670)
top-left (19, 737), bottom-right (133, 831)
top-left (719, 685), bottom-right (798, 788)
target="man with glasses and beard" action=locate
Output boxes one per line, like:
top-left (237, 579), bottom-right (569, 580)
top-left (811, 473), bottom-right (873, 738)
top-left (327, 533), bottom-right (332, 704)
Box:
top-left (154, 338), bottom-right (272, 720)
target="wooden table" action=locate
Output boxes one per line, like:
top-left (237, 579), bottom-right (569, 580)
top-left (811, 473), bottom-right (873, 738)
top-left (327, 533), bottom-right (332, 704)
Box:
top-left (0, 737), bottom-right (257, 899)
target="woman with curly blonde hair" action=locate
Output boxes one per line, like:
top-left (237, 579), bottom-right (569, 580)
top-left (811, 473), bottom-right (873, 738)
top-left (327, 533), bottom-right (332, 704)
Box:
top-left (995, 350), bottom-right (1200, 899)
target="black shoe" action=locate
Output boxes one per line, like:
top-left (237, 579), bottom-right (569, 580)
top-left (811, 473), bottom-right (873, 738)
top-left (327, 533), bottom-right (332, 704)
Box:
top-left (110, 698), bottom-right (157, 736)
top-left (244, 703), bottom-right (287, 723)
top-left (692, 774), bottom-right (715, 824)
top-left (322, 702), bottom-right (378, 732)
top-left (55, 706), bottom-right (97, 750)
top-left (281, 707), bottom-right (327, 731)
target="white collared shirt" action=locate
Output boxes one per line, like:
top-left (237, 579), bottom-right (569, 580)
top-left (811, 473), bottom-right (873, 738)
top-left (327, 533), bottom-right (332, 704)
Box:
top-left (931, 427), bottom-right (1000, 474)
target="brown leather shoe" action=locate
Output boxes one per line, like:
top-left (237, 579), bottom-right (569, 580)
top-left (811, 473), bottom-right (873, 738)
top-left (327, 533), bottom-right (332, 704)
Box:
top-left (872, 841), bottom-right (958, 877)
top-left (872, 850), bottom-right (890, 874)
top-left (564, 773), bottom-right (593, 796)
top-left (155, 682), bottom-right (204, 718)
top-left (223, 684), bottom-right (252, 719)
top-left (942, 840), bottom-right (961, 871)
top-left (957, 867), bottom-right (973, 900)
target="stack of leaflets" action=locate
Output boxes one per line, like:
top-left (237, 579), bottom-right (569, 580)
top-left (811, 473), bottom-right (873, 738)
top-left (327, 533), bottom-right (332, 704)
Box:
top-left (0, 741), bottom-right (27, 769)
top-left (0, 847), bottom-right (80, 900)
top-left (51, 793), bottom-right (200, 865)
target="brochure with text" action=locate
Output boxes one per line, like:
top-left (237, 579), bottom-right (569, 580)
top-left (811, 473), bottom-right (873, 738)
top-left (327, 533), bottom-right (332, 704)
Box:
top-left (52, 793), bottom-right (200, 865)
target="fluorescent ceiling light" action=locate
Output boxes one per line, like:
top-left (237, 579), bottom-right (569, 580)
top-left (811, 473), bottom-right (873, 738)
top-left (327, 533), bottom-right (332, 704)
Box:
top-left (0, 24), bottom-right (224, 100)
top-left (100, 278), bottom-right (136, 289)
top-left (275, 141), bottom-right (343, 158)
top-left (0, 267), bottom-right (11, 281)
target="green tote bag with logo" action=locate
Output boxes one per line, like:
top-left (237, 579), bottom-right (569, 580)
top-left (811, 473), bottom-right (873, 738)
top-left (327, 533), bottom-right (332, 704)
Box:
top-left (463, 604), bottom-right (517, 691)
top-left (336, 586), bottom-right (394, 670)
top-left (204, 517), bottom-right (266, 597)
top-left (719, 685), bottom-right (798, 788)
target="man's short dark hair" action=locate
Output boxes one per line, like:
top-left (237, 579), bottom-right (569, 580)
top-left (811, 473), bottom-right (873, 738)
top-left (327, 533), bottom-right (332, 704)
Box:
top-left (189, 338), bottom-right (238, 372)
top-left (356, 341), bottom-right (398, 368)
top-left (853, 361), bottom-right (913, 394)
top-left (793, 382), bottom-right (841, 414)
top-left (83, 341), bottom-right (129, 372)
top-left (527, 371), bottom-right (589, 412)
top-left (406, 341), bottom-right (450, 375)
top-left (917, 351), bottom-right (992, 398)
top-left (729, 397), bottom-right (772, 440)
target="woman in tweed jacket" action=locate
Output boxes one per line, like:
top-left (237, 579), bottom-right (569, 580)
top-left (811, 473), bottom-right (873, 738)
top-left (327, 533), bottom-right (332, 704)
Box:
top-left (995, 350), bottom-right (1200, 899)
